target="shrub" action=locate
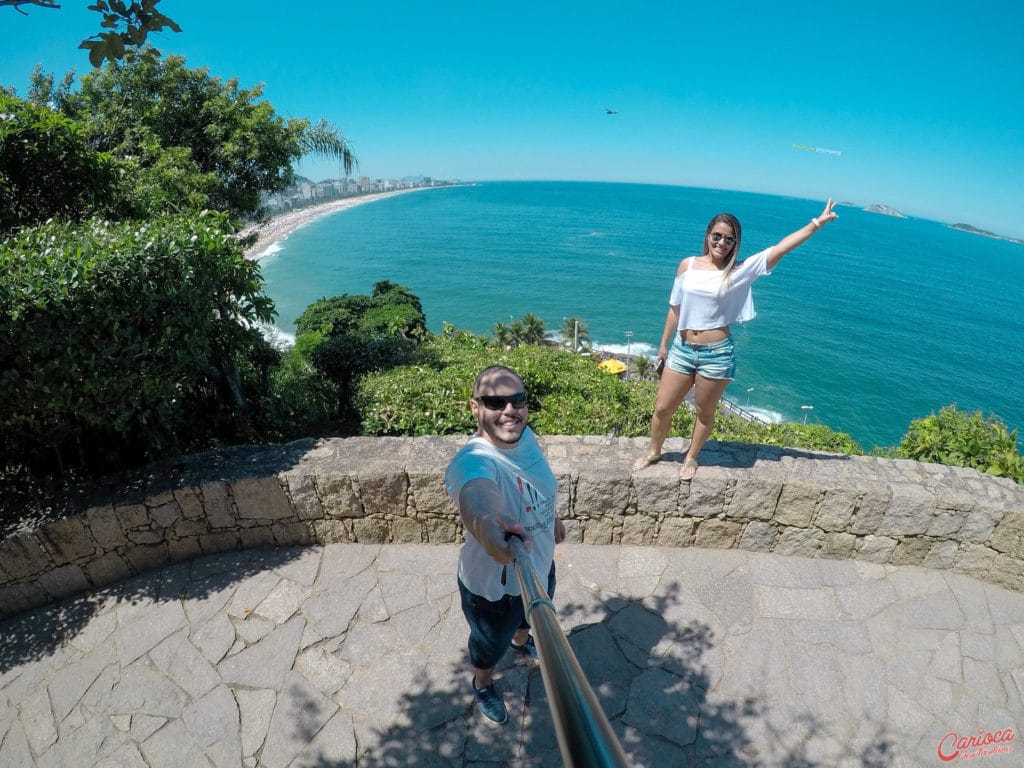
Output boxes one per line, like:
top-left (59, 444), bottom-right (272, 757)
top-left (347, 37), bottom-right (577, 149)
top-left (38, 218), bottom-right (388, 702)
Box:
top-left (0, 94), bottom-right (131, 231)
top-left (896, 405), bottom-right (1024, 482)
top-left (0, 211), bottom-right (274, 484)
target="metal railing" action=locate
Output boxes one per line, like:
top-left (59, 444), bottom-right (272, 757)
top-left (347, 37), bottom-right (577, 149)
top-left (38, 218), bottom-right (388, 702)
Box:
top-left (720, 396), bottom-right (771, 425)
top-left (509, 542), bottom-right (632, 768)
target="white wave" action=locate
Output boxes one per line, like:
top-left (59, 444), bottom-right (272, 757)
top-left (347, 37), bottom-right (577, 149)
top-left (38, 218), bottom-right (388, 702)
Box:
top-left (253, 241), bottom-right (284, 262)
top-left (259, 322), bottom-right (295, 350)
top-left (745, 406), bottom-right (785, 424)
top-left (595, 341), bottom-right (658, 358)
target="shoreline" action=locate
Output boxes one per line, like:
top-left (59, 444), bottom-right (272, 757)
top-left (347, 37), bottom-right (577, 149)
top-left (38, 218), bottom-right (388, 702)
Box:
top-left (240, 186), bottom-right (434, 260)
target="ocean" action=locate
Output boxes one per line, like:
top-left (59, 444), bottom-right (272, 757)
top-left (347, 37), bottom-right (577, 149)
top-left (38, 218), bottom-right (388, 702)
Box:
top-left (256, 181), bottom-right (1023, 450)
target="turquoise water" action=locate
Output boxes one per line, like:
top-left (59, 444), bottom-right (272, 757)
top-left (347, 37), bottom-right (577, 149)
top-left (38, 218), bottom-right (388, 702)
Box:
top-left (257, 181), bottom-right (1023, 450)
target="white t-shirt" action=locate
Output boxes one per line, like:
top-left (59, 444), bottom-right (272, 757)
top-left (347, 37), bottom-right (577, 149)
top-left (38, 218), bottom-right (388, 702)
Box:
top-left (445, 427), bottom-right (557, 601)
top-left (669, 247), bottom-right (774, 330)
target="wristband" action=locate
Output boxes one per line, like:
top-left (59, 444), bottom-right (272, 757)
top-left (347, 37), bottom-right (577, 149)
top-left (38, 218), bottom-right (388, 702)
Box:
top-left (811, 217), bottom-right (821, 230)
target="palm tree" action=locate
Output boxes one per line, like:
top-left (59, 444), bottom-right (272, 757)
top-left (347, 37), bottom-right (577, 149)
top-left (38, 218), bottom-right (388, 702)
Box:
top-left (491, 322), bottom-right (513, 349)
top-left (560, 316), bottom-right (590, 352)
top-left (634, 355), bottom-right (653, 380)
top-left (519, 313), bottom-right (547, 346)
top-left (300, 118), bottom-right (356, 176)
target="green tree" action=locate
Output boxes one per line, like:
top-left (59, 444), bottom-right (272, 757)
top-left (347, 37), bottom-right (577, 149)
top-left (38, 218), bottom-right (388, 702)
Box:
top-left (0, 211), bottom-right (275, 484)
top-left (0, 94), bottom-right (131, 231)
top-left (293, 283), bottom-right (426, 421)
top-left (560, 316), bottom-right (590, 352)
top-left (490, 321), bottom-right (514, 349)
top-left (41, 54), bottom-right (355, 219)
top-left (634, 355), bottom-right (653, 380)
top-left (294, 281), bottom-right (425, 341)
top-left (518, 312), bottom-right (547, 345)
top-left (2, 0), bottom-right (181, 66)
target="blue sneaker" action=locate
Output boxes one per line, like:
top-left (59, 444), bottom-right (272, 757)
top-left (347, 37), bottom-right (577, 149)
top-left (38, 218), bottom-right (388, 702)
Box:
top-left (472, 678), bottom-right (507, 724)
top-left (510, 635), bottom-right (538, 661)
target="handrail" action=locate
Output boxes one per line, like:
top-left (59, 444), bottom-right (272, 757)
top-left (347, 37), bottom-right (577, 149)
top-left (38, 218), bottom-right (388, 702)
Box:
top-left (510, 544), bottom-right (632, 768)
top-left (720, 396), bottom-right (771, 425)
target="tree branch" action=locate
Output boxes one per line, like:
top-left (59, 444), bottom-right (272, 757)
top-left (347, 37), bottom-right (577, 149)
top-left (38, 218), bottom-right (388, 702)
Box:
top-left (0, 0), bottom-right (61, 14)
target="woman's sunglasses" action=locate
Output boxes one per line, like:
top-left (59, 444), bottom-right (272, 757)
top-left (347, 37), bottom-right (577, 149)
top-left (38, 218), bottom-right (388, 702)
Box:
top-left (709, 232), bottom-right (736, 247)
top-left (474, 392), bottom-right (529, 410)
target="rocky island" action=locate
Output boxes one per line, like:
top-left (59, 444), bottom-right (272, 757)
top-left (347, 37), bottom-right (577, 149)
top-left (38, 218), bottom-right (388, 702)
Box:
top-left (863, 203), bottom-right (907, 218)
top-left (950, 223), bottom-right (1024, 245)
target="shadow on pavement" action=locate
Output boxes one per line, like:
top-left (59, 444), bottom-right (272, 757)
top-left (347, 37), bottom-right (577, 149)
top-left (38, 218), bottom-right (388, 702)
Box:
top-left (0, 440), bottom-right (316, 674)
top-left (0, 546), bottom-right (305, 675)
top-left (301, 582), bottom-right (896, 767)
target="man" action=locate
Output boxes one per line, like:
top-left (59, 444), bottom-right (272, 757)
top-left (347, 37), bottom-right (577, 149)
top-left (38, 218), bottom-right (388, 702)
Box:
top-left (445, 365), bottom-right (565, 725)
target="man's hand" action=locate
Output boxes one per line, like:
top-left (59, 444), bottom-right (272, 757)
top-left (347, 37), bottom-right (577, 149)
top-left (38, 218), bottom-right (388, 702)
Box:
top-left (458, 479), bottom-right (533, 564)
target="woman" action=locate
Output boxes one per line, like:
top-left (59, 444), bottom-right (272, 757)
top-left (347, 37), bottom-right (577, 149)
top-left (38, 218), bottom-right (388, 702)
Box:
top-left (633, 199), bottom-right (838, 480)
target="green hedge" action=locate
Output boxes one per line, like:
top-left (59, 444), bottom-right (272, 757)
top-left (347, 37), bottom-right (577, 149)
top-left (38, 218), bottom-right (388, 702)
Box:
top-left (0, 211), bottom-right (273, 481)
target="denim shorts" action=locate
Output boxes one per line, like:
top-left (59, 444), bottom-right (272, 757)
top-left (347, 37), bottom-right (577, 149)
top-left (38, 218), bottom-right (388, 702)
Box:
top-left (666, 334), bottom-right (736, 380)
top-left (458, 563), bottom-right (556, 670)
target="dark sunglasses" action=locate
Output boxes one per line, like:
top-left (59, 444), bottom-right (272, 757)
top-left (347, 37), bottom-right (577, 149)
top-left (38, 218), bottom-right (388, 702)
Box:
top-left (474, 392), bottom-right (528, 410)
top-left (709, 232), bottom-right (736, 247)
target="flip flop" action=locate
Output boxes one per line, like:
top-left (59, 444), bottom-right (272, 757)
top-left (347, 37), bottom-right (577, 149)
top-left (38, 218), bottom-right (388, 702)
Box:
top-left (679, 457), bottom-right (699, 481)
top-left (632, 451), bottom-right (661, 471)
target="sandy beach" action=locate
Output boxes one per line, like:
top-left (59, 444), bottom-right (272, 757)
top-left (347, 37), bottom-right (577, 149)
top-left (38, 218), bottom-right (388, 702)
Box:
top-left (240, 186), bottom-right (433, 260)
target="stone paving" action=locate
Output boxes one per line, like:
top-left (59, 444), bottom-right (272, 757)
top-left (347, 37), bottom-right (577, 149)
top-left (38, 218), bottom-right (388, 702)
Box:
top-left (1, 543), bottom-right (1022, 767)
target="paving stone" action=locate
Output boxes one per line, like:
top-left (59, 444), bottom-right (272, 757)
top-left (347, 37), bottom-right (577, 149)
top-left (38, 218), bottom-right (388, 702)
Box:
top-left (20, 683), bottom-right (58, 754)
top-left (36, 713), bottom-right (125, 768)
top-left (182, 684), bottom-right (240, 752)
top-left (47, 643), bottom-right (115, 722)
top-left (253, 578), bottom-right (306, 624)
top-left (232, 613), bottom-right (275, 644)
top-left (95, 743), bottom-right (149, 768)
top-left (294, 645), bottom-right (351, 695)
top-left (115, 600), bottom-right (187, 664)
top-left (271, 547), bottom-right (322, 586)
top-left (622, 667), bottom-right (699, 746)
top-left (190, 612), bottom-right (236, 665)
top-left (754, 584), bottom-right (840, 620)
top-left (140, 718), bottom-right (213, 768)
top-left (108, 662), bottom-right (189, 719)
top-left (259, 670), bottom-right (338, 768)
top-left (301, 571), bottom-right (376, 637)
top-left (235, 687), bottom-right (276, 758)
top-left (287, 710), bottom-right (357, 767)
top-left (0, 718), bottom-right (32, 767)
top-left (149, 631), bottom-right (220, 698)
top-left (129, 714), bottom-right (165, 742)
top-left (2, 543), bottom-right (1023, 768)
top-left (225, 570), bottom-right (281, 619)
top-left (217, 615), bottom-right (304, 690)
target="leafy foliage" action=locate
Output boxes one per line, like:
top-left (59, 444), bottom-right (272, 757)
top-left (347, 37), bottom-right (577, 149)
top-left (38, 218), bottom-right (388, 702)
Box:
top-left (0, 94), bottom-right (132, 231)
top-left (37, 55), bottom-right (354, 219)
top-left (896, 405), bottom-right (1024, 482)
top-left (559, 315), bottom-right (591, 352)
top-left (0, 211), bottom-right (274, 482)
top-left (295, 280), bottom-right (426, 343)
top-left (357, 333), bottom-right (679, 439)
top-left (79, 0), bottom-right (181, 67)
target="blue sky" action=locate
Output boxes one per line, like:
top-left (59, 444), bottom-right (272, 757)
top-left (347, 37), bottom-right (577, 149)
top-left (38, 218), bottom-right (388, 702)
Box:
top-left (4, 0), bottom-right (1023, 237)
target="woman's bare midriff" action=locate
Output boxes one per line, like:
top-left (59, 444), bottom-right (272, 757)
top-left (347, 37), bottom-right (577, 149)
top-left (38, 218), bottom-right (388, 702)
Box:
top-left (682, 327), bottom-right (730, 344)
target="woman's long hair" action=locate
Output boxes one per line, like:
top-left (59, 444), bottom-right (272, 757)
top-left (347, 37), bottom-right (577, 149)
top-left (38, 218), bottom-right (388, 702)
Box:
top-left (703, 213), bottom-right (742, 293)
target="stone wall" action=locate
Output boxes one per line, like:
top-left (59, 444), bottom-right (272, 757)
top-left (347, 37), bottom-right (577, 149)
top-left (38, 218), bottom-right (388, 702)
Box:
top-left (2, 435), bottom-right (1023, 619)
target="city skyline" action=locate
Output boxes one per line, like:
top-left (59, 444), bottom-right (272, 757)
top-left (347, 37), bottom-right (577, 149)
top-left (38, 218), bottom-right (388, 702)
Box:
top-left (3, 1), bottom-right (1022, 238)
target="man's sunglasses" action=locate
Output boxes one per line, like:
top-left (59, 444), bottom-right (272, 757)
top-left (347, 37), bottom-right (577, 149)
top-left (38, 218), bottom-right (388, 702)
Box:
top-left (474, 392), bottom-right (529, 410)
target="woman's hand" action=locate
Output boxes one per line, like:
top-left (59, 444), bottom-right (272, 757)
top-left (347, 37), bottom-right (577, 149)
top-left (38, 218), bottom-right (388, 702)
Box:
top-left (817, 198), bottom-right (838, 226)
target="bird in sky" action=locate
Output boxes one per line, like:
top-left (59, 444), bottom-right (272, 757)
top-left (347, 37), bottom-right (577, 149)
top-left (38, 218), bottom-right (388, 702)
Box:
top-left (605, 108), bottom-right (618, 115)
